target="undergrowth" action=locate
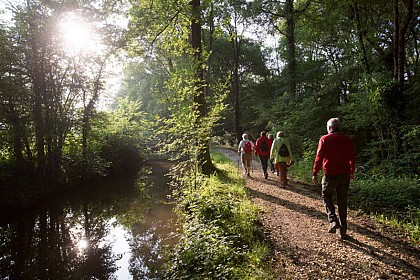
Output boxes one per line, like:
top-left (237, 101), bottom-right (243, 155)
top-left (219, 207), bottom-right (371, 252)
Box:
top-left (349, 176), bottom-right (420, 244)
top-left (162, 150), bottom-right (274, 279)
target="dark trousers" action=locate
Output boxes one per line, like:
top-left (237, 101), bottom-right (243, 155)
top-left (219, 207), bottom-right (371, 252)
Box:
top-left (269, 159), bottom-right (275, 172)
top-left (321, 174), bottom-right (350, 232)
top-left (259, 155), bottom-right (269, 175)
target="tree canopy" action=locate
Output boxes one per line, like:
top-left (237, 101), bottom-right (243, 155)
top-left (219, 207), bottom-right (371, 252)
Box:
top-left (0, 0), bottom-right (418, 190)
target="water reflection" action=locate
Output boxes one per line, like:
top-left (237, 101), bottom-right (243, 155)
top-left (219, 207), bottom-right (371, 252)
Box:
top-left (0, 161), bottom-right (176, 280)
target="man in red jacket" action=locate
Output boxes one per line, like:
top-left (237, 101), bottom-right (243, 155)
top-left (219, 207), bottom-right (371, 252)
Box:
top-left (312, 118), bottom-right (355, 240)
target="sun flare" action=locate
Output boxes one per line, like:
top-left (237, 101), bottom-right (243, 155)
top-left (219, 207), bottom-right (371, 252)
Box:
top-left (76, 239), bottom-right (90, 251)
top-left (59, 13), bottom-right (102, 55)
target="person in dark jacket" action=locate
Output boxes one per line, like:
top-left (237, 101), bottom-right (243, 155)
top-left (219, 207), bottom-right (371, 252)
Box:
top-left (312, 118), bottom-right (355, 240)
top-left (255, 131), bottom-right (271, 179)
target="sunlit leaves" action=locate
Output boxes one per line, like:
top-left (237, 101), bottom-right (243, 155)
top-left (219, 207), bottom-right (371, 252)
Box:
top-left (164, 150), bottom-right (272, 279)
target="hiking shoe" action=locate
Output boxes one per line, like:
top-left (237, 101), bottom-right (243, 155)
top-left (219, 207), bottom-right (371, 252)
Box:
top-left (264, 173), bottom-right (268, 179)
top-left (338, 229), bottom-right (349, 240)
top-left (328, 221), bottom-right (340, 233)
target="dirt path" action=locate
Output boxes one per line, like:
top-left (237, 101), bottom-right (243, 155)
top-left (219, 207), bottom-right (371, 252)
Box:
top-left (217, 148), bottom-right (420, 280)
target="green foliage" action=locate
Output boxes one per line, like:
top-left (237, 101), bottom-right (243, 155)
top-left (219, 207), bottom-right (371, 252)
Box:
top-left (349, 176), bottom-right (420, 211)
top-left (99, 135), bottom-right (143, 173)
top-left (61, 152), bottom-right (110, 184)
top-left (376, 206), bottom-right (420, 244)
top-left (255, 0), bottom-right (420, 181)
top-left (339, 77), bottom-right (420, 176)
top-left (58, 97), bottom-right (149, 184)
top-left (91, 98), bottom-right (148, 174)
top-left (163, 150), bottom-right (274, 279)
top-left (127, 0), bottom-right (230, 176)
top-left (348, 175), bottom-right (420, 244)
top-left (0, 0), bottom-right (129, 187)
top-left (116, 61), bottom-right (169, 117)
top-left (288, 139), bottom-right (318, 183)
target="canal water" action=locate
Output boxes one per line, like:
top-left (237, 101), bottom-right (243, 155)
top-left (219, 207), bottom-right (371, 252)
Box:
top-left (0, 160), bottom-right (177, 279)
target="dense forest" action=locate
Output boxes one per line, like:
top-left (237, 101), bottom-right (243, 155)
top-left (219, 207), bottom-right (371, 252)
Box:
top-left (0, 0), bottom-right (418, 219)
top-left (1, 0), bottom-right (418, 191)
top-left (0, 0), bottom-right (418, 205)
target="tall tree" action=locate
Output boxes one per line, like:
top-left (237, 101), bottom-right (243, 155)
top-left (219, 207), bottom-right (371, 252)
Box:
top-left (0, 22), bottom-right (32, 173)
top-left (393, 0), bottom-right (414, 119)
top-left (256, 0), bottom-right (312, 99)
top-left (0, 0), bottom-right (124, 185)
top-left (190, 0), bottom-right (213, 173)
top-left (127, 0), bottom-right (228, 176)
top-left (25, 1), bottom-right (48, 179)
top-left (205, 0), bottom-right (267, 142)
top-left (214, 0), bottom-right (244, 142)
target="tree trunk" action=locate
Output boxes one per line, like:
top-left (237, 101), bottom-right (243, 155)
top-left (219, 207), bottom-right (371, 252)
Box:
top-left (31, 32), bottom-right (46, 180)
top-left (191, 0), bottom-right (214, 174)
top-left (351, 3), bottom-right (370, 73)
top-left (285, 0), bottom-right (297, 98)
top-left (393, 0), bottom-right (413, 117)
top-left (8, 104), bottom-right (26, 173)
top-left (391, 0), bottom-right (413, 156)
top-left (231, 20), bottom-right (241, 143)
top-left (81, 59), bottom-right (106, 164)
top-left (81, 93), bottom-right (95, 162)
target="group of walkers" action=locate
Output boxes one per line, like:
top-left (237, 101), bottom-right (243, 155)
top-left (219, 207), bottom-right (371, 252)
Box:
top-left (237, 130), bottom-right (294, 187)
top-left (237, 118), bottom-right (355, 240)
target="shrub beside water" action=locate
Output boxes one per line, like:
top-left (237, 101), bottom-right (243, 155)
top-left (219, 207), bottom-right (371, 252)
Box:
top-left (163, 151), bottom-right (274, 279)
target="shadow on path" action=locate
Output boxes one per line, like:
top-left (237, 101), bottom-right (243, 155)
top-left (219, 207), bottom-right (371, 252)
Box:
top-left (247, 187), bottom-right (326, 222)
top-left (216, 147), bottom-right (420, 278)
top-left (343, 235), bottom-right (420, 277)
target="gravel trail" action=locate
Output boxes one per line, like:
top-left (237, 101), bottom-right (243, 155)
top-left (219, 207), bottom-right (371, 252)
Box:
top-left (217, 148), bottom-right (420, 280)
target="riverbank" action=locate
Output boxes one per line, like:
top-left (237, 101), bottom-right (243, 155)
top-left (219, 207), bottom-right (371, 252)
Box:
top-left (162, 150), bottom-right (274, 279)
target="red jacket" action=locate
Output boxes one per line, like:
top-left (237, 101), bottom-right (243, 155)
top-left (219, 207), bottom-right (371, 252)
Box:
top-left (313, 132), bottom-right (355, 176)
top-left (255, 136), bottom-right (271, 156)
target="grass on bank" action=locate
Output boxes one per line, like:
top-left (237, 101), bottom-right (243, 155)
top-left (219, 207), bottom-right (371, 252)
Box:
top-left (163, 150), bottom-right (275, 280)
top-left (289, 157), bottom-right (420, 244)
top-left (350, 176), bottom-right (420, 243)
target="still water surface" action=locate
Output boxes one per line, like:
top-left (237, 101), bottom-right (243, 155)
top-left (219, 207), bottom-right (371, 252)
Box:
top-left (0, 160), bottom-right (177, 279)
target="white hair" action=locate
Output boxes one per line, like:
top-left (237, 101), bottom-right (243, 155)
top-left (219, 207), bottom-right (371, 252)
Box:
top-left (327, 118), bottom-right (341, 131)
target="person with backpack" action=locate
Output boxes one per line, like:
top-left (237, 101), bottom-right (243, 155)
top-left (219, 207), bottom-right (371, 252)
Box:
top-left (312, 118), bottom-right (355, 240)
top-left (255, 131), bottom-right (272, 179)
top-left (238, 133), bottom-right (254, 176)
top-left (270, 131), bottom-right (294, 187)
